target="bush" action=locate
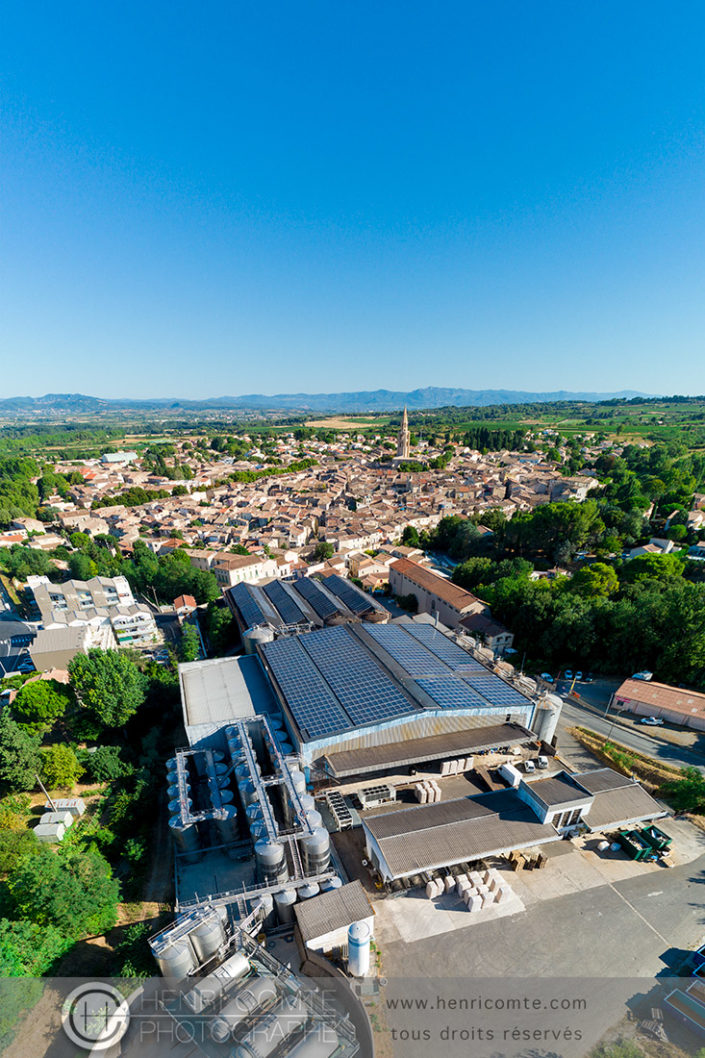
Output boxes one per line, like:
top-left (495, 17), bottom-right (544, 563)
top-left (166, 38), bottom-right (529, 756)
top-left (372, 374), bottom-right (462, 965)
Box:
top-left (81, 745), bottom-right (132, 783)
top-left (40, 744), bottom-right (84, 790)
top-left (0, 918), bottom-right (72, 976)
top-left (11, 680), bottom-right (71, 734)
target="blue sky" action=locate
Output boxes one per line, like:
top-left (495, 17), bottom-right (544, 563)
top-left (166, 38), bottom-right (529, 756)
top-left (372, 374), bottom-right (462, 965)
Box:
top-left (2, 2), bottom-right (704, 399)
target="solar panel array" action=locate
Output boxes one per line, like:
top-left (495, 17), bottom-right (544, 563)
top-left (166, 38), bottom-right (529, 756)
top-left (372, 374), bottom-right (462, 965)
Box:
top-left (260, 636), bottom-right (350, 738)
top-left (230, 583), bottom-right (266, 629)
top-left (262, 580), bottom-right (306, 625)
top-left (364, 624), bottom-right (533, 715)
top-left (291, 577), bottom-right (341, 620)
top-left (300, 626), bottom-right (413, 727)
top-left (324, 574), bottom-right (373, 615)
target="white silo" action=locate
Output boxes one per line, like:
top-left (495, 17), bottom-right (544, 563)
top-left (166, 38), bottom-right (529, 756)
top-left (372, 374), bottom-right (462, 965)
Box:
top-left (255, 840), bottom-right (288, 884)
top-left (243, 626), bottom-right (275, 655)
top-left (532, 694), bottom-right (562, 744)
top-left (209, 977), bottom-right (278, 1043)
top-left (347, 921), bottom-right (371, 977)
top-left (290, 769), bottom-right (307, 797)
top-left (190, 912), bottom-right (226, 964)
top-left (155, 935), bottom-right (197, 979)
top-left (231, 996), bottom-right (309, 1058)
top-left (301, 827), bottom-right (330, 876)
top-left (298, 883), bottom-right (320, 900)
top-left (274, 888), bottom-right (298, 925)
top-left (169, 816), bottom-right (202, 863)
top-left (216, 805), bottom-right (241, 851)
top-left (321, 876), bottom-right (343, 892)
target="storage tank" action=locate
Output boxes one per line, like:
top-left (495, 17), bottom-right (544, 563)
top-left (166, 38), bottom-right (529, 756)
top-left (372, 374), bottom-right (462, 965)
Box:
top-left (241, 782), bottom-right (259, 809)
top-left (298, 883), bottom-right (320, 900)
top-left (243, 626), bottom-right (275, 655)
top-left (300, 828), bottom-right (330, 875)
top-left (169, 816), bottom-right (202, 863)
top-left (321, 876), bottom-right (343, 892)
top-left (255, 840), bottom-right (288, 884)
top-left (283, 1029), bottom-right (339, 1058)
top-left (290, 769), bottom-right (307, 797)
top-left (298, 794), bottom-right (316, 815)
top-left (257, 894), bottom-right (276, 929)
top-left (156, 935), bottom-right (197, 979)
top-left (182, 950), bottom-right (250, 1013)
top-left (348, 921), bottom-right (371, 977)
top-left (246, 802), bottom-right (264, 825)
top-left (274, 888), bottom-right (297, 925)
top-left (216, 805), bottom-right (241, 848)
top-left (304, 809), bottom-right (323, 830)
top-left (190, 913), bottom-right (226, 964)
top-left (532, 695), bottom-right (562, 744)
top-left (209, 977), bottom-right (278, 1043)
top-left (231, 996), bottom-right (309, 1058)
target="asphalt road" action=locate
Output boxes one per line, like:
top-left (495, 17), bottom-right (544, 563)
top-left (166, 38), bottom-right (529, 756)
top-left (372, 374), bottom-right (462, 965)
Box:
top-left (558, 696), bottom-right (705, 774)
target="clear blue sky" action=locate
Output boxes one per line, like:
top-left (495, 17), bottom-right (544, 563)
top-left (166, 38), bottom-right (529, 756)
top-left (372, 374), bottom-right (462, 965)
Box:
top-left (2, 2), bottom-right (704, 399)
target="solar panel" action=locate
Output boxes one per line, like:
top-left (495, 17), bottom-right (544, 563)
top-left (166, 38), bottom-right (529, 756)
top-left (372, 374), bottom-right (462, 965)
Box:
top-left (324, 574), bottom-right (372, 615)
top-left (230, 583), bottom-right (266, 628)
top-left (403, 623), bottom-right (486, 673)
top-left (292, 577), bottom-right (341, 620)
top-left (260, 636), bottom-right (350, 738)
top-left (466, 677), bottom-right (533, 710)
top-left (364, 624), bottom-right (449, 677)
top-left (262, 580), bottom-right (306, 625)
top-left (300, 627), bottom-right (415, 727)
top-left (415, 677), bottom-right (490, 710)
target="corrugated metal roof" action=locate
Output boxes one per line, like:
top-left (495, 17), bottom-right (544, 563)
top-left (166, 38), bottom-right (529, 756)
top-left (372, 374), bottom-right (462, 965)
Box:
top-left (616, 679), bottom-right (705, 718)
top-left (294, 881), bottom-right (373, 944)
top-left (179, 655), bottom-right (274, 730)
top-left (573, 768), bottom-right (633, 795)
top-left (366, 796), bottom-right (496, 840)
top-left (323, 722), bottom-right (533, 778)
top-left (366, 793), bottom-right (557, 878)
top-left (584, 783), bottom-right (665, 831)
top-left (526, 773), bottom-right (592, 808)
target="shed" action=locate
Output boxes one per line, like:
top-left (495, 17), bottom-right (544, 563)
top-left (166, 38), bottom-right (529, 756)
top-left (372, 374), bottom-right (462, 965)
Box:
top-left (294, 881), bottom-right (374, 953)
top-left (40, 811), bottom-right (74, 828)
top-left (34, 822), bottom-right (66, 843)
top-left (44, 797), bottom-right (85, 817)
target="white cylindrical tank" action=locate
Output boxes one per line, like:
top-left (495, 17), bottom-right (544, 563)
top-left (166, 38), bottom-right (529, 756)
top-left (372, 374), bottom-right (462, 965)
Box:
top-left (209, 977), bottom-right (278, 1043)
top-left (255, 840), bottom-right (288, 884)
top-left (301, 827), bottom-right (330, 875)
top-left (348, 921), bottom-right (371, 977)
top-left (321, 876), bottom-right (343, 892)
top-left (290, 769), bottom-right (307, 797)
top-left (298, 883), bottom-right (320, 900)
top-left (304, 809), bottom-right (323, 830)
top-left (182, 951), bottom-right (250, 1013)
top-left (532, 695), bottom-right (562, 744)
top-left (156, 935), bottom-right (197, 979)
top-left (274, 888), bottom-right (298, 925)
top-left (298, 794), bottom-right (316, 814)
top-left (216, 805), bottom-right (240, 849)
top-left (169, 816), bottom-right (202, 863)
top-left (243, 626), bottom-right (275, 655)
top-left (190, 913), bottom-right (226, 964)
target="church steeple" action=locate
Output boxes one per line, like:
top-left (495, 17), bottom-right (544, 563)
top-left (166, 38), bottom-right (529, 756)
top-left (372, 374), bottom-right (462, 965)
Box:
top-left (397, 406), bottom-right (410, 459)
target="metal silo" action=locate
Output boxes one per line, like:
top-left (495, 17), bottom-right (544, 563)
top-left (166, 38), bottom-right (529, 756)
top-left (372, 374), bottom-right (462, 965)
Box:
top-left (321, 876), bottom-right (343, 892)
top-left (298, 882), bottom-right (320, 900)
top-left (348, 920), bottom-right (371, 977)
top-left (274, 888), bottom-right (298, 925)
top-left (169, 816), bottom-right (202, 863)
top-left (255, 840), bottom-right (288, 884)
top-left (216, 805), bottom-right (240, 850)
top-left (532, 694), bottom-right (562, 744)
top-left (209, 977), bottom-right (278, 1043)
top-left (242, 625), bottom-right (275, 655)
top-left (190, 913), bottom-right (226, 964)
top-left (182, 950), bottom-right (250, 1013)
top-left (231, 996), bottom-right (309, 1058)
top-left (301, 827), bottom-right (330, 876)
top-left (156, 935), bottom-right (197, 979)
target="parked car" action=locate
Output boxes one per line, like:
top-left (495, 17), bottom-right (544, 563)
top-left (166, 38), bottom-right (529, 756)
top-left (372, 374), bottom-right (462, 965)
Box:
top-left (575, 671), bottom-right (583, 682)
top-left (523, 759), bottom-right (536, 773)
top-left (537, 755), bottom-right (549, 769)
top-left (639, 716), bottom-right (664, 726)
top-left (632, 671), bottom-right (653, 681)
top-left (540, 672), bottom-right (554, 683)
top-left (584, 672), bottom-right (594, 683)
top-left (564, 670), bottom-right (574, 680)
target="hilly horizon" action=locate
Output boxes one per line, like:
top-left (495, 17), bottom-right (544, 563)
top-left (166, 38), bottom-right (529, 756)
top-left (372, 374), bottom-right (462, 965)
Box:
top-left (0, 387), bottom-right (656, 417)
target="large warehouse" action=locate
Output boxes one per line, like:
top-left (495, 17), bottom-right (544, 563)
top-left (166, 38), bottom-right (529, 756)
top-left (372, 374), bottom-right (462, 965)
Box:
top-left (257, 621), bottom-right (537, 765)
top-left (363, 767), bottom-right (666, 882)
top-left (615, 678), bottom-right (705, 731)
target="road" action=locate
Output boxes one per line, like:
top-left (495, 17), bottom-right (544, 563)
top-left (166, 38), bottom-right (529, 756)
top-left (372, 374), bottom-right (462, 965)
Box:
top-left (557, 695), bottom-right (705, 774)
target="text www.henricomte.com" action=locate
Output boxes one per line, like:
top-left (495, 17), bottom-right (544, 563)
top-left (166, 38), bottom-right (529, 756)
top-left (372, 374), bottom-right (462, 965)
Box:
top-left (385, 994), bottom-right (588, 1012)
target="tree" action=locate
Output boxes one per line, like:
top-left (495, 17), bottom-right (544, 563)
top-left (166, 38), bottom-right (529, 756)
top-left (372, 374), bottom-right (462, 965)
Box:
top-left (571, 562), bottom-right (620, 599)
top-left (205, 600), bottom-right (234, 655)
top-left (6, 847), bottom-right (120, 938)
top-left (40, 744), bottom-right (84, 790)
top-left (660, 766), bottom-right (705, 812)
top-left (82, 744), bottom-right (131, 782)
top-left (620, 553), bottom-right (686, 585)
top-left (312, 540), bottom-right (334, 562)
top-left (179, 624), bottom-right (201, 663)
top-left (68, 551), bottom-right (98, 580)
top-left (0, 711), bottom-right (41, 792)
top-left (69, 649), bottom-right (147, 729)
top-left (11, 679), bottom-right (71, 734)
top-left (0, 918), bottom-right (72, 976)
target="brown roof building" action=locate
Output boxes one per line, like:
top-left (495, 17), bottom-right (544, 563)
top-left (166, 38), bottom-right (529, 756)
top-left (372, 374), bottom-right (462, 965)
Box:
top-left (615, 678), bottom-right (705, 731)
top-left (389, 558), bottom-right (487, 629)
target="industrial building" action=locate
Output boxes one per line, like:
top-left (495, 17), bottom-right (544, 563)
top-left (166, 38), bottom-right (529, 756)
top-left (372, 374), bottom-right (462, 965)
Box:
top-left (362, 768), bottom-right (666, 883)
top-left (615, 678), bottom-right (705, 730)
top-left (258, 621), bottom-right (540, 766)
top-left (226, 573), bottom-right (389, 643)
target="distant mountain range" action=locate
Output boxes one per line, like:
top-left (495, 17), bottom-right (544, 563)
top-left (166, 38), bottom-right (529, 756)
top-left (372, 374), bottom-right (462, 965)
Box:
top-left (0, 388), bottom-right (653, 417)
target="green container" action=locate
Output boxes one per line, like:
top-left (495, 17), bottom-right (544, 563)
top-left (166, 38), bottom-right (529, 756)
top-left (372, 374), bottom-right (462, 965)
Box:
top-left (641, 825), bottom-right (671, 852)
